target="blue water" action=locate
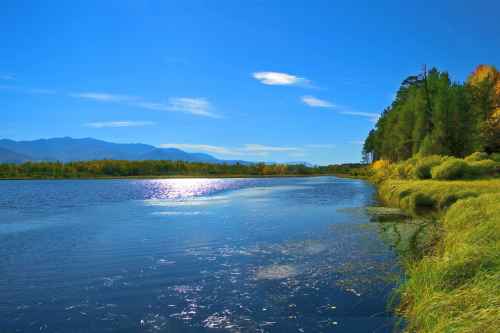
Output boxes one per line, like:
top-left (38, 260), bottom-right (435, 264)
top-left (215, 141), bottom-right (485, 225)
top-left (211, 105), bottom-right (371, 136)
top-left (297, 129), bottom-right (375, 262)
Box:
top-left (0, 177), bottom-right (400, 332)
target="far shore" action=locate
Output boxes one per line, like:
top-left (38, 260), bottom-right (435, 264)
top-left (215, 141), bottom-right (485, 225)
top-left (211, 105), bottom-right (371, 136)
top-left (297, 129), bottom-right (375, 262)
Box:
top-left (0, 173), bottom-right (366, 181)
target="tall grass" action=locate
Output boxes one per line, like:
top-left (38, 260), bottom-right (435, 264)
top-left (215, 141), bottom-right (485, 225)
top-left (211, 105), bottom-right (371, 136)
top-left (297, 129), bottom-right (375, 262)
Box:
top-left (373, 153), bottom-right (500, 332)
top-left (397, 194), bottom-right (500, 333)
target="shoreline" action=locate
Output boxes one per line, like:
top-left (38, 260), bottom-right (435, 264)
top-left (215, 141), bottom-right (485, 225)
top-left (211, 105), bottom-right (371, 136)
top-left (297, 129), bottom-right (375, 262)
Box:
top-left (0, 173), bottom-right (358, 181)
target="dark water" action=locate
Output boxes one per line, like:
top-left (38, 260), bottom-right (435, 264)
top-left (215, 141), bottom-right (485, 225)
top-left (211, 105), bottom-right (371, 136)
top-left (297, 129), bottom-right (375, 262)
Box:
top-left (0, 177), bottom-right (401, 332)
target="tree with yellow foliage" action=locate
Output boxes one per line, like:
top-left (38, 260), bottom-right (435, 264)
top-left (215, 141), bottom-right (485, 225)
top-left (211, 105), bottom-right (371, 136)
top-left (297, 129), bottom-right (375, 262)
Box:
top-left (363, 64), bottom-right (500, 162)
top-left (467, 64), bottom-right (500, 153)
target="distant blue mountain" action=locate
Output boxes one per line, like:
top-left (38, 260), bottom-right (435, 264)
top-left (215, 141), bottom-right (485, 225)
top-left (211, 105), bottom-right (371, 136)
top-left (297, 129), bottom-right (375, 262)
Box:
top-left (0, 147), bottom-right (32, 163)
top-left (0, 137), bottom-right (241, 164)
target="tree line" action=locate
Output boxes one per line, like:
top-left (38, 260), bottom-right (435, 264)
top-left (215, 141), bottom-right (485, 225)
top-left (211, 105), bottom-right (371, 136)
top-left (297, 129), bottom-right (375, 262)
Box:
top-left (0, 159), bottom-right (368, 179)
top-left (363, 65), bottom-right (500, 162)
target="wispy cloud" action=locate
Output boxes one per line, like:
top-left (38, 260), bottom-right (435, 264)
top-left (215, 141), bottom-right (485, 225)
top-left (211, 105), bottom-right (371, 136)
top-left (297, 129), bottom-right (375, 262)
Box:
top-left (242, 144), bottom-right (300, 154)
top-left (160, 143), bottom-right (333, 157)
top-left (84, 121), bottom-right (156, 128)
top-left (134, 98), bottom-right (219, 118)
top-left (0, 74), bottom-right (14, 81)
top-left (166, 97), bottom-right (217, 117)
top-left (339, 111), bottom-right (380, 122)
top-left (160, 143), bottom-right (301, 156)
top-left (0, 85), bottom-right (56, 95)
top-left (301, 94), bottom-right (380, 122)
top-left (70, 92), bottom-right (137, 103)
top-left (301, 96), bottom-right (335, 108)
top-left (252, 71), bottom-right (310, 86)
top-left (159, 144), bottom-right (237, 155)
top-left (70, 92), bottom-right (219, 118)
top-left (301, 95), bottom-right (378, 122)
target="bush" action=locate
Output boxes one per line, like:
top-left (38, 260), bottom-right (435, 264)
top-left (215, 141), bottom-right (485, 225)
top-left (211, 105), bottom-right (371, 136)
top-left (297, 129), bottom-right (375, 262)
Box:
top-left (466, 159), bottom-right (499, 178)
top-left (464, 152), bottom-right (489, 162)
top-left (393, 162), bottom-right (413, 179)
top-left (414, 155), bottom-right (446, 179)
top-left (407, 192), bottom-right (435, 212)
top-left (437, 191), bottom-right (477, 209)
top-left (372, 159), bottom-right (391, 170)
top-left (431, 158), bottom-right (468, 180)
top-left (490, 153), bottom-right (500, 162)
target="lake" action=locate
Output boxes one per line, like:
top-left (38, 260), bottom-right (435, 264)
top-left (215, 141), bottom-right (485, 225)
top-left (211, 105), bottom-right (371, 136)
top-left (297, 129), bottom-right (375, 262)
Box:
top-left (0, 177), bottom-right (401, 332)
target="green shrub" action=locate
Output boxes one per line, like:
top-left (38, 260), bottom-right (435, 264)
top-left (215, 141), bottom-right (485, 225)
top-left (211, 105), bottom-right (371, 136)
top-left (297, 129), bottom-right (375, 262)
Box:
top-left (408, 192), bottom-right (435, 212)
top-left (437, 191), bottom-right (477, 209)
top-left (431, 158), bottom-right (468, 180)
top-left (489, 153), bottom-right (500, 162)
top-left (414, 155), bottom-right (446, 179)
top-left (464, 152), bottom-right (489, 162)
top-left (393, 162), bottom-right (413, 179)
top-left (466, 159), bottom-right (499, 178)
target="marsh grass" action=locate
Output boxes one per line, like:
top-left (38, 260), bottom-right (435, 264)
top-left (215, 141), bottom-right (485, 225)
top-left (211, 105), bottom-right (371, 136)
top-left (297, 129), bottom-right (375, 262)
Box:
top-left (377, 177), bottom-right (500, 332)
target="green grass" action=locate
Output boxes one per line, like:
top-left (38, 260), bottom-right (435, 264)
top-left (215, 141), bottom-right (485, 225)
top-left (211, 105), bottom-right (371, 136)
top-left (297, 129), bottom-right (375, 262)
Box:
top-left (378, 179), bottom-right (500, 213)
top-left (372, 153), bottom-right (499, 182)
top-left (377, 179), bottom-right (500, 332)
top-left (397, 193), bottom-right (500, 333)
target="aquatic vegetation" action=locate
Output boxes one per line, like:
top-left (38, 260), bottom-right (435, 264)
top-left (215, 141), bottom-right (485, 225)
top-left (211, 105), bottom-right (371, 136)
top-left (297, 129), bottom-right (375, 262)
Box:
top-left (365, 206), bottom-right (410, 222)
top-left (256, 264), bottom-right (299, 280)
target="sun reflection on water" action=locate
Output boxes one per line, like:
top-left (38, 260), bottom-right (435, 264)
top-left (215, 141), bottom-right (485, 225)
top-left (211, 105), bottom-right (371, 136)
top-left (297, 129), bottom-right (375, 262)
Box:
top-left (140, 178), bottom-right (239, 200)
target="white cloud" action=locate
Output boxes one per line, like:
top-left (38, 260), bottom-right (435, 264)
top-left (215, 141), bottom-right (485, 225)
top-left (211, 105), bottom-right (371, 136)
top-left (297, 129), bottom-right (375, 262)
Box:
top-left (70, 92), bottom-right (137, 102)
top-left (252, 71), bottom-right (309, 86)
top-left (242, 144), bottom-right (300, 154)
top-left (133, 98), bottom-right (219, 118)
top-left (84, 121), bottom-right (155, 128)
top-left (166, 97), bottom-right (218, 117)
top-left (160, 143), bottom-right (305, 157)
top-left (0, 85), bottom-right (56, 95)
top-left (301, 96), bottom-right (335, 108)
top-left (159, 144), bottom-right (237, 155)
top-left (299, 95), bottom-right (378, 122)
top-left (71, 92), bottom-right (219, 118)
top-left (339, 111), bottom-right (380, 122)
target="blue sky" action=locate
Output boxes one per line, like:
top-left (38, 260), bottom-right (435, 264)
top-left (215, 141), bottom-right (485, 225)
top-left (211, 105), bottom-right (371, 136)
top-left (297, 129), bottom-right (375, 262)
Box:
top-left (1, 0), bottom-right (499, 165)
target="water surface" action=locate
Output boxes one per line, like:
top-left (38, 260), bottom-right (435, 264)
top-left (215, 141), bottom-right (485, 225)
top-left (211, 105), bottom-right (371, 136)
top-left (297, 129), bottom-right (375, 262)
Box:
top-left (0, 177), bottom-right (400, 332)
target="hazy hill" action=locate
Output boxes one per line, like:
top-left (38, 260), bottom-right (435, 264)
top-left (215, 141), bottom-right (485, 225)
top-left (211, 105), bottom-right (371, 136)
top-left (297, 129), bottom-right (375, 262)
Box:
top-left (0, 137), bottom-right (225, 163)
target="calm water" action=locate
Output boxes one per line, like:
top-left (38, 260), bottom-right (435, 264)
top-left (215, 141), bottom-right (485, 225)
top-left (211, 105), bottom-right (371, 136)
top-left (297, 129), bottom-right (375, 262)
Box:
top-left (0, 177), bottom-right (401, 332)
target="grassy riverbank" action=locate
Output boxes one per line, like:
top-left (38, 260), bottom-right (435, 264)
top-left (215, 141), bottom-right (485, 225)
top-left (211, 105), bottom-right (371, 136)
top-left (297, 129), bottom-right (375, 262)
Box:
top-left (373, 155), bottom-right (500, 332)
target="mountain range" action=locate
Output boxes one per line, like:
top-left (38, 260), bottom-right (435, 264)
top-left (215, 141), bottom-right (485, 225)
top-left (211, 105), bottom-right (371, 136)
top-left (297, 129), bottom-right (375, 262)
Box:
top-left (0, 137), bottom-right (243, 164)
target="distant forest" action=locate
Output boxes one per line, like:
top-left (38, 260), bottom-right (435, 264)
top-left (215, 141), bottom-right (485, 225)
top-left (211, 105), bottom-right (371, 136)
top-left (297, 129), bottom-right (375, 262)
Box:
top-left (363, 65), bottom-right (500, 162)
top-left (0, 160), bottom-right (368, 179)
